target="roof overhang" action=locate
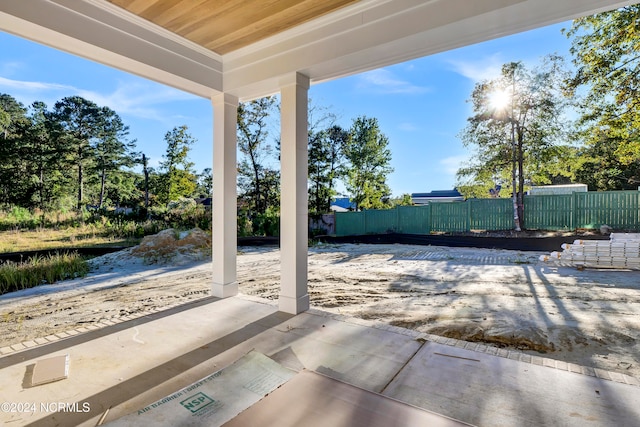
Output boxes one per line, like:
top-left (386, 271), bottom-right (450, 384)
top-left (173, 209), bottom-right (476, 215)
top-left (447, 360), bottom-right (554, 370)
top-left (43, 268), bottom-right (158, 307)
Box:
top-left (0, 0), bottom-right (635, 101)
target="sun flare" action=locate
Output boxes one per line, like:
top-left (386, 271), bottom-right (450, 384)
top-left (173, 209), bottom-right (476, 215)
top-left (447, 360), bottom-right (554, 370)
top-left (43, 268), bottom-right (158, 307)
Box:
top-left (489, 89), bottom-right (510, 110)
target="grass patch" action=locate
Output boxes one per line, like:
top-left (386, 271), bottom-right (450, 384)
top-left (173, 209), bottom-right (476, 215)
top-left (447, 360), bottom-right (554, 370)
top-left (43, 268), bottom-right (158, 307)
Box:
top-left (0, 252), bottom-right (90, 295)
top-left (0, 226), bottom-right (141, 254)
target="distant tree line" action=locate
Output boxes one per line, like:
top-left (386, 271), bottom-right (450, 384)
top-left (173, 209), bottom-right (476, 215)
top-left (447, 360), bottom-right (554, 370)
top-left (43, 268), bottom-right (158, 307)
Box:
top-left (0, 92), bottom-right (395, 235)
top-left (0, 95), bottom-right (210, 214)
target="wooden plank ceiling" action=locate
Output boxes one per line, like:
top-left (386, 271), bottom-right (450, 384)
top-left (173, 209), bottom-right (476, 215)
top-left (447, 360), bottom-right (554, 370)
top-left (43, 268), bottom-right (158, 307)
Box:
top-left (106, 0), bottom-right (360, 55)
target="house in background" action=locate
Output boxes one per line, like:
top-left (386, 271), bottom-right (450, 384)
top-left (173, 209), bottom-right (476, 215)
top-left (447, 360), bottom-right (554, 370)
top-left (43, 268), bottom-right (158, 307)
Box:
top-left (330, 197), bottom-right (357, 212)
top-left (411, 189), bottom-right (464, 205)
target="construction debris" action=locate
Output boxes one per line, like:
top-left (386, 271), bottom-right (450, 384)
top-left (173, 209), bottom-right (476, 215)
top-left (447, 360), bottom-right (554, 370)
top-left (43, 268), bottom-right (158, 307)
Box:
top-left (28, 354), bottom-right (69, 387)
top-left (540, 233), bottom-right (640, 270)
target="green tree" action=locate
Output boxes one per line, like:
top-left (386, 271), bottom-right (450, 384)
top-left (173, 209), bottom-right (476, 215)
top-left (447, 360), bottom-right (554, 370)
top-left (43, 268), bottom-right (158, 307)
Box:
top-left (0, 94), bottom-right (29, 206)
top-left (237, 96), bottom-right (279, 215)
top-left (195, 168), bottom-right (213, 197)
top-left (564, 6), bottom-right (640, 187)
top-left (48, 96), bottom-right (101, 210)
top-left (92, 107), bottom-right (137, 208)
top-left (24, 101), bottom-right (69, 210)
top-left (308, 105), bottom-right (347, 214)
top-left (158, 125), bottom-right (197, 204)
top-left (104, 170), bottom-right (142, 208)
top-left (457, 57), bottom-right (569, 228)
top-left (573, 130), bottom-right (640, 190)
top-left (343, 116), bottom-right (393, 210)
top-left (389, 193), bottom-right (413, 207)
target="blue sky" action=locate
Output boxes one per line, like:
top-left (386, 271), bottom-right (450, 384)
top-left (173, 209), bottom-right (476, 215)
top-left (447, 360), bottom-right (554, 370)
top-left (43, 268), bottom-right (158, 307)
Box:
top-left (0, 21), bottom-right (573, 197)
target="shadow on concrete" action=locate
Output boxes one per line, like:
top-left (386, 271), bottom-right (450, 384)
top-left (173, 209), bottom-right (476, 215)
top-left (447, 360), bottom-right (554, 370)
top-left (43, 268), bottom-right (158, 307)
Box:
top-left (0, 296), bottom-right (221, 370)
top-left (24, 310), bottom-right (293, 427)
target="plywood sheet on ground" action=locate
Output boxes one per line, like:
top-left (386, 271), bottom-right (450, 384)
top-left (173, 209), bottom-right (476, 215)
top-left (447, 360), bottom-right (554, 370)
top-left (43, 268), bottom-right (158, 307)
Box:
top-left (105, 351), bottom-right (295, 426)
top-left (223, 370), bottom-right (471, 427)
top-left (29, 354), bottom-right (69, 386)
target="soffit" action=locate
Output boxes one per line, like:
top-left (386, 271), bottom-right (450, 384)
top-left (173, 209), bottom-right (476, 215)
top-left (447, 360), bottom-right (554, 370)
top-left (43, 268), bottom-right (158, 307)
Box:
top-left (105, 0), bottom-right (360, 55)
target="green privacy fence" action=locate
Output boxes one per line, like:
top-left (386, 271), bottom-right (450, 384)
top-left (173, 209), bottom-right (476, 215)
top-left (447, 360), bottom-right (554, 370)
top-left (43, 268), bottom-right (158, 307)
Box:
top-left (334, 191), bottom-right (640, 236)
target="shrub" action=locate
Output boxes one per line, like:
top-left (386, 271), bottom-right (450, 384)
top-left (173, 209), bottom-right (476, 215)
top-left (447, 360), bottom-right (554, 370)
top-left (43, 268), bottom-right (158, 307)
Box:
top-left (252, 207), bottom-right (280, 236)
top-left (0, 252), bottom-right (90, 295)
top-left (165, 198), bottom-right (211, 231)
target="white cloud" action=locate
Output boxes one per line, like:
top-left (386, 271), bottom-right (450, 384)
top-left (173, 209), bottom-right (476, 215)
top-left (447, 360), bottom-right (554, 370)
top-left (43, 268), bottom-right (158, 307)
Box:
top-left (0, 76), bottom-right (74, 92)
top-left (357, 68), bottom-right (429, 95)
top-left (76, 82), bottom-right (195, 121)
top-left (446, 54), bottom-right (504, 82)
top-left (440, 154), bottom-right (469, 176)
top-left (0, 75), bottom-right (194, 121)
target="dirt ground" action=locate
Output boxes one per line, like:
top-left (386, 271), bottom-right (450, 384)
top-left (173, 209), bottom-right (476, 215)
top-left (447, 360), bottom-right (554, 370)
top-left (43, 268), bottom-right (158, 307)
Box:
top-left (1, 241), bottom-right (639, 379)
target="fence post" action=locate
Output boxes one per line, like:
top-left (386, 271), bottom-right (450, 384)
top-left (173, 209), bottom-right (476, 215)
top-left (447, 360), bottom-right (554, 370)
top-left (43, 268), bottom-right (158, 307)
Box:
top-left (427, 203), bottom-right (433, 234)
top-left (467, 199), bottom-right (472, 232)
top-left (571, 192), bottom-right (577, 230)
top-left (363, 209), bottom-right (368, 235)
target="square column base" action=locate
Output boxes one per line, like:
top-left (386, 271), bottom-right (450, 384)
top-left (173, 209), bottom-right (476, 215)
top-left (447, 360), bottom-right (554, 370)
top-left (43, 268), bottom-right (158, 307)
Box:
top-left (278, 294), bottom-right (310, 314)
top-left (212, 282), bottom-right (238, 298)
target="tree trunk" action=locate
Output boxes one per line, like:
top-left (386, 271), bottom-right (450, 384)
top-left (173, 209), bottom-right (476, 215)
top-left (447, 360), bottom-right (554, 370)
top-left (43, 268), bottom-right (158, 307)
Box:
top-left (38, 167), bottom-right (44, 212)
top-left (77, 145), bottom-right (83, 211)
top-left (510, 121), bottom-right (521, 232)
top-left (143, 154), bottom-right (149, 209)
top-left (517, 130), bottom-right (525, 230)
top-left (250, 155), bottom-right (262, 214)
top-left (99, 169), bottom-right (106, 209)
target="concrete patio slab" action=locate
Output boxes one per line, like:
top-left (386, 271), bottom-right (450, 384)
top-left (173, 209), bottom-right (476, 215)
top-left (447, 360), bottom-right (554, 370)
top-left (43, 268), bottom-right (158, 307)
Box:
top-left (382, 340), bottom-right (640, 426)
top-left (0, 295), bottom-right (638, 427)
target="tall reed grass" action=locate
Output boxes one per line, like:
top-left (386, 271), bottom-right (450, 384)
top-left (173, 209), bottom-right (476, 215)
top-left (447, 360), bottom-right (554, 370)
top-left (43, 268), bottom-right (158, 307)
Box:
top-left (0, 252), bottom-right (89, 295)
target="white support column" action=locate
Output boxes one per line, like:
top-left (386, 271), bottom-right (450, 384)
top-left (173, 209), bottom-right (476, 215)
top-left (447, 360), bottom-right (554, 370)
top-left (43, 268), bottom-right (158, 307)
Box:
top-left (279, 73), bottom-right (310, 314)
top-left (211, 93), bottom-right (239, 298)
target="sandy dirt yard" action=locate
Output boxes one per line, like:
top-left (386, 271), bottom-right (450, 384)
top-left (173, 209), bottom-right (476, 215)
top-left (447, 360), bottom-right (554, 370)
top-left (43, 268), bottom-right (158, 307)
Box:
top-left (1, 242), bottom-right (639, 379)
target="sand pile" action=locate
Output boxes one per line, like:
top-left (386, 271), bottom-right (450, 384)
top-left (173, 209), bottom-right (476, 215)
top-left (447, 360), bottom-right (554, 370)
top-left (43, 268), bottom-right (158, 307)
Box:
top-left (88, 228), bottom-right (212, 268)
top-left (130, 228), bottom-right (211, 264)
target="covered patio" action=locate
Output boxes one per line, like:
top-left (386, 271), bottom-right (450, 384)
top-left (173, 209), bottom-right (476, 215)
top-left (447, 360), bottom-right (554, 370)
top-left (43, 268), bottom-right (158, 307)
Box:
top-left (0, 0), bottom-right (634, 315)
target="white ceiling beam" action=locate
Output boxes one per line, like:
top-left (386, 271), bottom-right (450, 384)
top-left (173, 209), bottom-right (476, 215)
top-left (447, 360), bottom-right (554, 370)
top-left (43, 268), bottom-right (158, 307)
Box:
top-left (0, 0), bottom-right (223, 97)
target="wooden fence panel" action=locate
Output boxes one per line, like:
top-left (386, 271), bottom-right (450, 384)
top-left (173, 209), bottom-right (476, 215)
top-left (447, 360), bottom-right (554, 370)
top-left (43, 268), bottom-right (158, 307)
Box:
top-left (397, 205), bottom-right (431, 234)
top-left (430, 203), bottom-right (469, 232)
top-left (524, 195), bottom-right (573, 230)
top-left (335, 211), bottom-right (365, 236)
top-left (573, 191), bottom-right (640, 230)
top-left (469, 198), bottom-right (513, 230)
top-left (364, 209), bottom-right (398, 234)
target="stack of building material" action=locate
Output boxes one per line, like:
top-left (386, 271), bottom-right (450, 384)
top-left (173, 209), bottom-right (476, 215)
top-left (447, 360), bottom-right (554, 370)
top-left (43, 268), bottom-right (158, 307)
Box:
top-left (610, 233), bottom-right (640, 242)
top-left (540, 235), bottom-right (640, 270)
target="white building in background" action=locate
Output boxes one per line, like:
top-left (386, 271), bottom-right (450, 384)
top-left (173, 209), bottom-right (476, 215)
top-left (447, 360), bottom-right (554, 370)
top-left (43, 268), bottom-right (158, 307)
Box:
top-left (529, 184), bottom-right (588, 195)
